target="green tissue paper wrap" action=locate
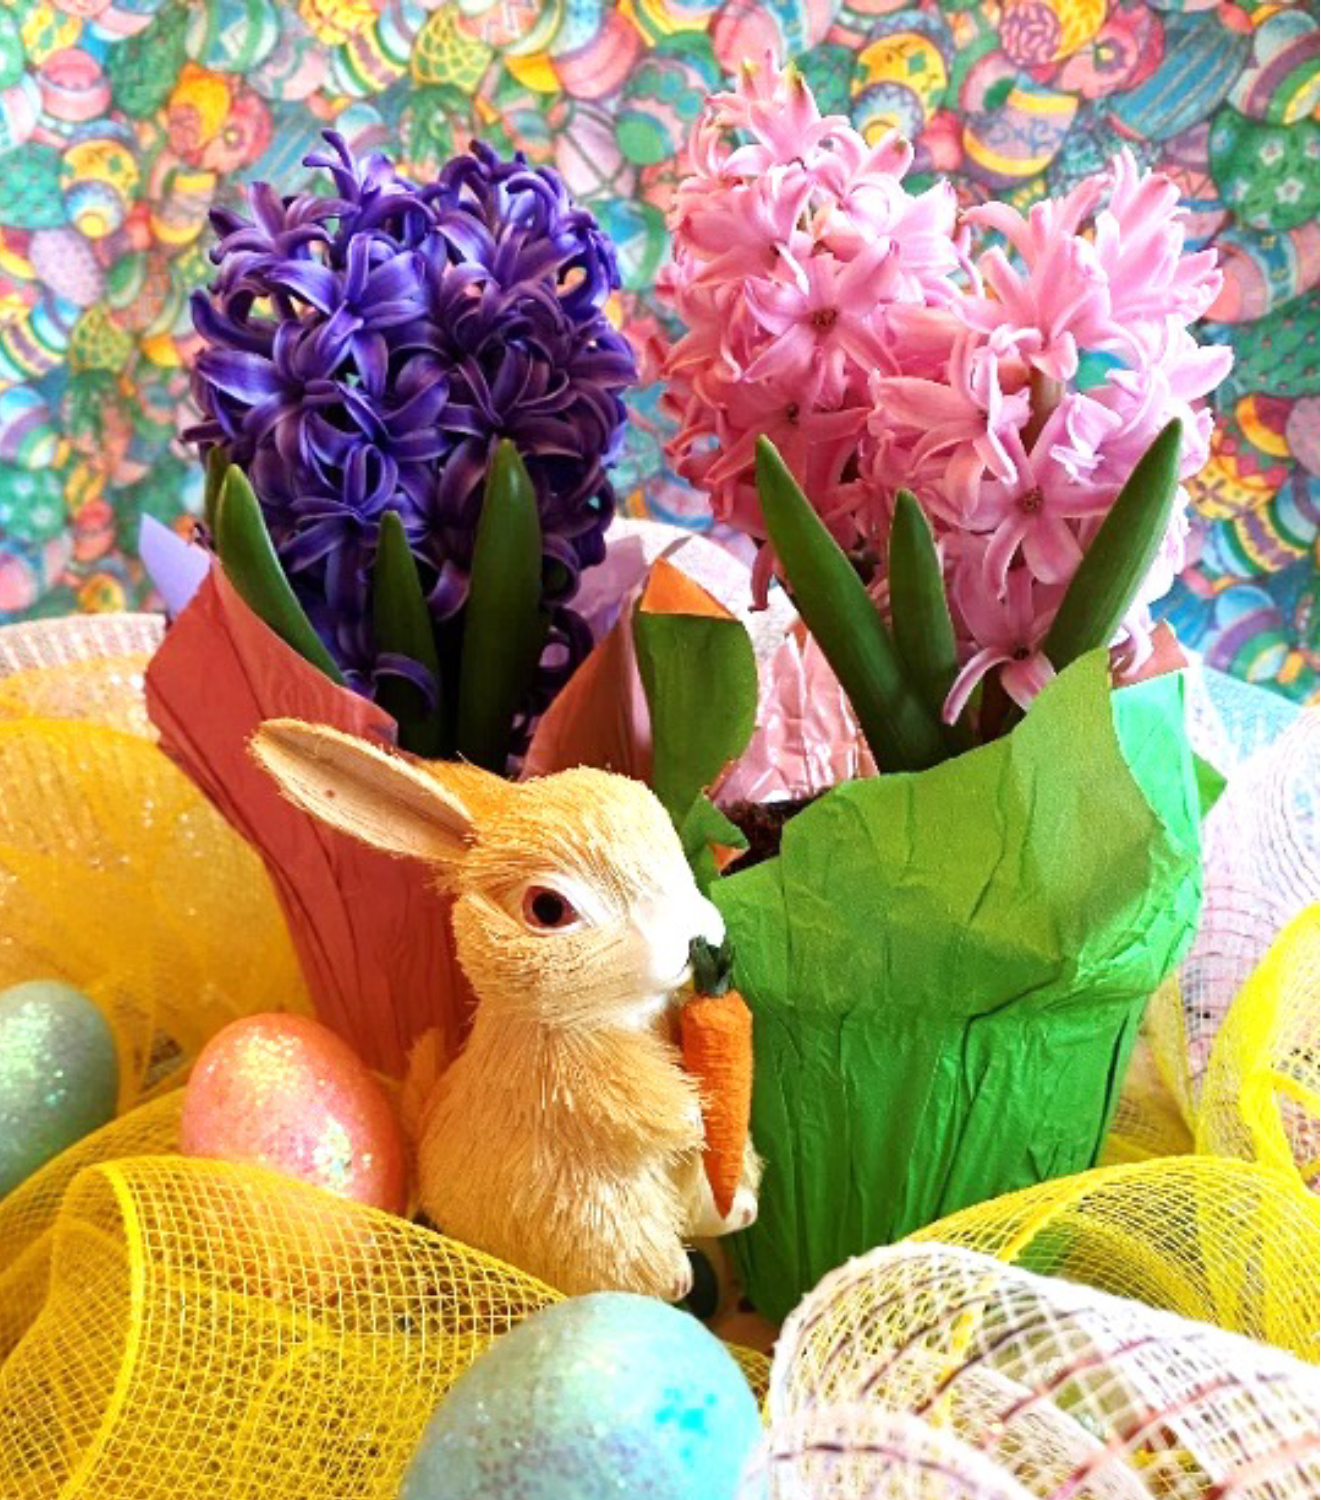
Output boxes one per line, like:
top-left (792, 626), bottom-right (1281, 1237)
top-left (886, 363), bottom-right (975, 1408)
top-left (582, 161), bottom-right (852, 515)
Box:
top-left (713, 653), bottom-right (1203, 1321)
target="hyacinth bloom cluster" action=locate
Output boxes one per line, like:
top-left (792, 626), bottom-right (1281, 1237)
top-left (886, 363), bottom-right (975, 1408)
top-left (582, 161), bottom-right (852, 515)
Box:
top-left (660, 60), bottom-right (1232, 722)
top-left (188, 133), bottom-right (636, 712)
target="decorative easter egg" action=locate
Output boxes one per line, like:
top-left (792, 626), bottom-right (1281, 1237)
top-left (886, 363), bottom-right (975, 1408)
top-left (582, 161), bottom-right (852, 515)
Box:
top-left (1046, 116), bottom-right (1158, 195)
top-left (184, 0), bottom-right (280, 71)
top-left (0, 386), bottom-right (60, 467)
top-left (796, 40), bottom-right (855, 116)
top-left (410, 7), bottom-right (492, 88)
top-left (37, 47), bottom-right (111, 123)
top-left (180, 1014), bottom-right (408, 1215)
top-left (592, 195), bottom-right (667, 292)
top-left (296, 0), bottom-right (377, 47)
top-left (0, 73), bottom-right (41, 153)
top-left (1000, 0), bottom-right (1105, 66)
top-left (20, 4), bottom-right (83, 66)
top-left (454, 0), bottom-right (560, 52)
top-left (247, 14), bottom-right (328, 100)
top-left (711, 0), bottom-right (834, 72)
top-left (548, 98), bottom-right (634, 201)
top-left (555, 8), bottom-right (640, 99)
top-left (1186, 422), bottom-right (1287, 522)
top-left (1208, 107), bottom-right (1318, 233)
top-left (28, 225), bottom-right (104, 306)
top-left (615, 35), bottom-right (718, 165)
top-left (105, 2), bottom-right (190, 117)
top-left (332, 0), bottom-right (419, 96)
top-left (69, 301), bottom-right (133, 370)
top-left (1156, 123), bottom-right (1230, 248)
top-left (852, 78), bottom-right (924, 142)
top-left (635, 0), bottom-right (720, 35)
top-left (0, 291), bottom-right (77, 382)
top-left (1215, 288), bottom-right (1316, 400)
top-left (957, 46), bottom-right (1016, 112)
top-left (148, 165), bottom-right (216, 248)
top-left (1223, 470), bottom-right (1319, 576)
top-left (1198, 581), bottom-right (1291, 683)
top-left (1286, 397), bottom-right (1320, 477)
top-left (400, 1294), bottom-right (762, 1500)
top-left (0, 979), bottom-right (119, 1197)
top-left (854, 18), bottom-right (950, 132)
top-left (1235, 393), bottom-right (1294, 464)
top-left (1228, 8), bottom-right (1318, 126)
top-left (59, 127), bottom-right (140, 239)
top-left (0, 9), bottom-right (23, 88)
top-left (962, 76), bottom-right (1077, 186)
top-left (1207, 220), bottom-right (1321, 324)
top-left (0, 463), bottom-right (66, 544)
top-left (1107, 12), bottom-right (1249, 141)
top-left (91, 0), bottom-right (162, 40)
top-left (1053, 0), bottom-right (1163, 99)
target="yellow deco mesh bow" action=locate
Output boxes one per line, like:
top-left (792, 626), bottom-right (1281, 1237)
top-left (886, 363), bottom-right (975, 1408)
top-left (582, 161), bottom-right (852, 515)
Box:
top-left (0, 619), bottom-right (1315, 1499)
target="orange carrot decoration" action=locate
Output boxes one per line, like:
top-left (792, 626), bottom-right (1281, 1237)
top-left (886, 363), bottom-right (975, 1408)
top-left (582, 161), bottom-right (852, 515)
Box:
top-left (681, 937), bottom-right (753, 1219)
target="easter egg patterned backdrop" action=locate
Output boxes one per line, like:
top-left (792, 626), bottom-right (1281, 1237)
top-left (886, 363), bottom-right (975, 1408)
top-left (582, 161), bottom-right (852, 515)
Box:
top-left (0, 0), bottom-right (1314, 698)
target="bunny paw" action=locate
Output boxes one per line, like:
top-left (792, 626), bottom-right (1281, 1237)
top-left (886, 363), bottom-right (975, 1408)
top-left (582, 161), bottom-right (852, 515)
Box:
top-left (730, 1184), bottom-right (758, 1230)
top-left (662, 1250), bottom-right (695, 1304)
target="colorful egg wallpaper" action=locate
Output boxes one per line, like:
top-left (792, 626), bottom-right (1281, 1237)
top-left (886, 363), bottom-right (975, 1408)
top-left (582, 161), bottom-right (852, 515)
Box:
top-left (0, 0), bottom-right (1315, 698)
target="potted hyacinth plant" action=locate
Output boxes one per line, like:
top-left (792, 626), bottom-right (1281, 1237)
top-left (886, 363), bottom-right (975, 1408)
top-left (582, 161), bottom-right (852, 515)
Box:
top-left (653, 59), bottom-right (1229, 1319)
top-left (144, 134), bottom-right (637, 1074)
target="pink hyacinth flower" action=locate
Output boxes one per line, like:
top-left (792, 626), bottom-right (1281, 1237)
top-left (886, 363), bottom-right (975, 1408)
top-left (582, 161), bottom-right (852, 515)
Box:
top-left (743, 240), bottom-right (894, 403)
top-left (945, 560), bottom-right (1060, 723)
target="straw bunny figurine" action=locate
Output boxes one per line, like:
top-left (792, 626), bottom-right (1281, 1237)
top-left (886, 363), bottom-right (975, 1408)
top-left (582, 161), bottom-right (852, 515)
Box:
top-left (251, 719), bottom-right (761, 1301)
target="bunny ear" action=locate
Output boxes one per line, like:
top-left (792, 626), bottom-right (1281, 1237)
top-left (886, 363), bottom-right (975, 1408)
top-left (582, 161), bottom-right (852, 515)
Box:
top-left (251, 719), bottom-right (482, 868)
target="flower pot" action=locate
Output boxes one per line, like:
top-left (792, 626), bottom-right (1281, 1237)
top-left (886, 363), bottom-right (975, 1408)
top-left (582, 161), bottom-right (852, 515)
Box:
top-left (712, 654), bottom-right (1204, 1321)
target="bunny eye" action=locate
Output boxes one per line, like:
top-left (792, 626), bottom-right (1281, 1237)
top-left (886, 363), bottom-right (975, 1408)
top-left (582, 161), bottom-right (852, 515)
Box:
top-left (521, 885), bottom-right (580, 932)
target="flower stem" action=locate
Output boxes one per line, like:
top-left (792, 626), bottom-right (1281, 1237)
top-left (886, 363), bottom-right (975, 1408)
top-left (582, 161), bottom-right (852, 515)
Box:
top-left (1022, 369), bottom-right (1065, 452)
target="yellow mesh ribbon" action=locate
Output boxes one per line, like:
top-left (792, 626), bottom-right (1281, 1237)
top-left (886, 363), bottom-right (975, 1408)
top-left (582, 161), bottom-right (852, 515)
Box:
top-left (0, 718), bottom-right (309, 1109)
top-left (1106, 907), bottom-right (1320, 1194)
top-left (0, 1142), bottom-right (770, 1500)
top-left (0, 614), bottom-right (163, 739)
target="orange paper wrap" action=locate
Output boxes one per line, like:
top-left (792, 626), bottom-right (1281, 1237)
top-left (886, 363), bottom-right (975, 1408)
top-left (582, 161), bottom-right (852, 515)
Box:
top-left (145, 564), bottom-right (474, 1077)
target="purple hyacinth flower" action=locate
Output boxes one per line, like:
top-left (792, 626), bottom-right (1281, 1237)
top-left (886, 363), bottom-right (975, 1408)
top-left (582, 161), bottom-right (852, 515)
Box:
top-left (186, 131), bottom-right (636, 735)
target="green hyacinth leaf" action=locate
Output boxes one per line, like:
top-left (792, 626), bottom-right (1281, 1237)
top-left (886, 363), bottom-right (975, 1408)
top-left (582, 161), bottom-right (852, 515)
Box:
top-left (756, 437), bottom-right (946, 773)
top-left (679, 794), bottom-right (749, 898)
top-left (633, 609), bottom-right (759, 830)
top-left (373, 509), bottom-right (447, 757)
top-left (888, 489), bottom-right (970, 749)
top-left (456, 439), bottom-right (548, 773)
top-left (1043, 419), bottom-right (1183, 672)
top-left (214, 465), bottom-right (344, 684)
top-left (202, 445), bottom-right (228, 534)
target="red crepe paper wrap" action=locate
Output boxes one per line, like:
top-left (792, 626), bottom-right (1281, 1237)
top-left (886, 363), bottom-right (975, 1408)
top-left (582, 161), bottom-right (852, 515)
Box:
top-left (521, 586), bottom-right (652, 783)
top-left (145, 563), bottom-right (474, 1077)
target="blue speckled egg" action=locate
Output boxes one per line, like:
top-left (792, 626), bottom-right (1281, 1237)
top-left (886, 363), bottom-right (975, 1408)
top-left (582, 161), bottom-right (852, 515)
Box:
top-left (0, 980), bottom-right (118, 1198)
top-left (400, 1293), bottom-right (762, 1500)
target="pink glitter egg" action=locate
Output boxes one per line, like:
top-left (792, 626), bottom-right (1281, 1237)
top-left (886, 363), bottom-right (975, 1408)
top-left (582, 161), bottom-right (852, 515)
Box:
top-left (181, 1014), bottom-right (408, 1215)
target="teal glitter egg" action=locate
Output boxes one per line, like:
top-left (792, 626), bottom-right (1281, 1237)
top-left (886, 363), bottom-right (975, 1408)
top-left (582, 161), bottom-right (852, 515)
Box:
top-left (0, 980), bottom-right (119, 1198)
top-left (401, 1293), bottom-right (762, 1500)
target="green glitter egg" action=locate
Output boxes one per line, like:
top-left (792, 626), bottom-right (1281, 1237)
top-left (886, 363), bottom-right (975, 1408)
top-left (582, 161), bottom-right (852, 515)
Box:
top-left (0, 980), bottom-right (119, 1198)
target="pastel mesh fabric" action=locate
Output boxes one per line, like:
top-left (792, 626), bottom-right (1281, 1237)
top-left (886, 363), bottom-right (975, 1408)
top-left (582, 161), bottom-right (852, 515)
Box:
top-left (1105, 709), bottom-right (1319, 1190)
top-left (747, 1241), bottom-right (1320, 1500)
top-left (911, 1156), bottom-right (1318, 1362)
